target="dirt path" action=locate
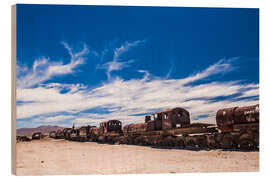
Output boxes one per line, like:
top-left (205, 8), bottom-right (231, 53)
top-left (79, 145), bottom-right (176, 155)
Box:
top-left (16, 138), bottom-right (259, 175)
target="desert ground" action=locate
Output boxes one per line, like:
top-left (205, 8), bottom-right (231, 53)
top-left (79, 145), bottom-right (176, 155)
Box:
top-left (16, 138), bottom-right (259, 175)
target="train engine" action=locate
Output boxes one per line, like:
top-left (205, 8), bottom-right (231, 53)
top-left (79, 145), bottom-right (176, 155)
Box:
top-left (216, 104), bottom-right (259, 149)
top-left (122, 107), bottom-right (193, 146)
top-left (96, 120), bottom-right (123, 144)
top-left (32, 132), bottom-right (44, 140)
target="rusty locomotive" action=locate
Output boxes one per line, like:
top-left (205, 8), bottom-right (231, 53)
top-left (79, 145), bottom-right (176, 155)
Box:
top-left (49, 104), bottom-right (259, 150)
top-left (32, 132), bottom-right (44, 140)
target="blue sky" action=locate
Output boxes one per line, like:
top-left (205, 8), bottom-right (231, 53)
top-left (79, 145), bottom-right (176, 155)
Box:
top-left (16, 4), bottom-right (259, 128)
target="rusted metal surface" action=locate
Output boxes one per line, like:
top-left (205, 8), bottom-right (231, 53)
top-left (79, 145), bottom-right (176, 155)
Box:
top-left (234, 104), bottom-right (259, 124)
top-left (55, 129), bottom-right (64, 139)
top-left (146, 120), bottom-right (155, 131)
top-left (152, 107), bottom-right (190, 130)
top-left (32, 132), bottom-right (43, 140)
top-left (124, 107), bottom-right (191, 137)
top-left (79, 126), bottom-right (91, 136)
top-left (216, 104), bottom-right (259, 131)
top-left (124, 123), bottom-right (147, 136)
top-left (99, 120), bottom-right (122, 134)
top-left (123, 124), bottom-right (133, 135)
top-left (62, 128), bottom-right (71, 137)
top-left (50, 105), bottom-right (258, 150)
top-left (17, 136), bottom-right (31, 142)
top-left (49, 131), bottom-right (56, 138)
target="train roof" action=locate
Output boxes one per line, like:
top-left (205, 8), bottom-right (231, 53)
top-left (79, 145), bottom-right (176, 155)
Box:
top-left (100, 119), bottom-right (122, 124)
top-left (216, 104), bottom-right (259, 114)
top-left (152, 107), bottom-right (189, 114)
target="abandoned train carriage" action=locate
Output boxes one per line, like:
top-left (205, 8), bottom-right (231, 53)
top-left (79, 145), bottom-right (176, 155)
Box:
top-left (76, 125), bottom-right (96, 141)
top-left (120, 107), bottom-right (193, 145)
top-left (150, 107), bottom-right (190, 130)
top-left (97, 120), bottom-right (123, 143)
top-left (99, 120), bottom-right (122, 134)
top-left (47, 105), bottom-right (259, 150)
top-left (124, 107), bottom-right (190, 136)
top-left (49, 131), bottom-right (56, 138)
top-left (32, 132), bottom-right (44, 140)
top-left (216, 104), bottom-right (259, 149)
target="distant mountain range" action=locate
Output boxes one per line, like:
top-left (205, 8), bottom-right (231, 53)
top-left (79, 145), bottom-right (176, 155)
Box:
top-left (16, 125), bottom-right (65, 136)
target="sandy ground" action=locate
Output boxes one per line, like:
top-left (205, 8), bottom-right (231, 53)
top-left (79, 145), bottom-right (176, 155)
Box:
top-left (16, 138), bottom-right (259, 175)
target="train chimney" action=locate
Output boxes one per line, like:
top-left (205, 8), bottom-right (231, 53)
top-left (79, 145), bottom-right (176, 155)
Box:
top-left (145, 115), bottom-right (151, 123)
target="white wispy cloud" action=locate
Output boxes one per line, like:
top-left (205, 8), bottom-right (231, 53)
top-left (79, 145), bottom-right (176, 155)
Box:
top-left (32, 115), bottom-right (75, 123)
top-left (16, 42), bottom-right (89, 88)
top-left (17, 58), bottom-right (259, 126)
top-left (97, 40), bottom-right (145, 80)
top-left (180, 58), bottom-right (235, 84)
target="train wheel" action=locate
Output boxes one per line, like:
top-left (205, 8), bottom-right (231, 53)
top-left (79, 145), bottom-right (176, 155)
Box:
top-left (161, 139), bottom-right (167, 146)
top-left (156, 138), bottom-right (163, 146)
top-left (134, 136), bottom-right (140, 145)
top-left (106, 136), bottom-right (112, 144)
top-left (153, 136), bottom-right (162, 146)
top-left (142, 136), bottom-right (150, 146)
top-left (148, 136), bottom-right (155, 146)
top-left (206, 134), bottom-right (217, 149)
top-left (114, 137), bottom-right (120, 144)
top-left (149, 136), bottom-right (158, 146)
top-left (253, 132), bottom-right (259, 149)
top-left (175, 137), bottom-right (185, 149)
top-left (127, 136), bottom-right (134, 145)
top-left (239, 134), bottom-right (256, 150)
top-left (184, 136), bottom-right (196, 149)
top-left (163, 136), bottom-right (175, 147)
top-left (196, 135), bottom-right (208, 149)
top-left (220, 134), bottom-right (234, 149)
top-left (98, 136), bottom-right (105, 143)
top-left (124, 136), bottom-right (129, 144)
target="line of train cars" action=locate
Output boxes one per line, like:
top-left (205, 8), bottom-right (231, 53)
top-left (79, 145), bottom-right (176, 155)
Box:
top-left (49, 104), bottom-right (259, 150)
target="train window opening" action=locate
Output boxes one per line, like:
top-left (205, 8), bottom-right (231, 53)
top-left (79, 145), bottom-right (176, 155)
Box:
top-left (158, 113), bottom-right (162, 120)
top-left (164, 113), bottom-right (168, 120)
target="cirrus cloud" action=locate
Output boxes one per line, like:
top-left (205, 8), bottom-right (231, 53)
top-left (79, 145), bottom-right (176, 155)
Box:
top-left (17, 42), bottom-right (90, 88)
top-left (17, 57), bottom-right (259, 127)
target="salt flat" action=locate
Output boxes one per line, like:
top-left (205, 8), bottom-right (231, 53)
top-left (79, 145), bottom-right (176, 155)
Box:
top-left (16, 138), bottom-right (259, 175)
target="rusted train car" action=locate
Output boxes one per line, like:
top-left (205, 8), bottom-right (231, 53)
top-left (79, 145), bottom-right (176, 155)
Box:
top-left (121, 107), bottom-right (217, 148)
top-left (55, 129), bottom-right (65, 139)
top-left (216, 104), bottom-right (259, 149)
top-left (32, 132), bottom-right (44, 140)
top-left (48, 104), bottom-right (259, 150)
top-left (66, 125), bottom-right (95, 142)
top-left (95, 120), bottom-right (123, 143)
top-left (16, 136), bottom-right (31, 142)
top-left (116, 105), bottom-right (258, 149)
top-left (61, 121), bottom-right (122, 143)
top-left (49, 131), bottom-right (56, 138)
